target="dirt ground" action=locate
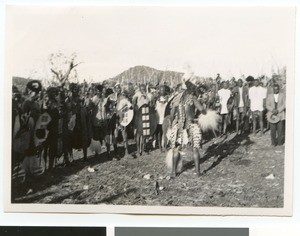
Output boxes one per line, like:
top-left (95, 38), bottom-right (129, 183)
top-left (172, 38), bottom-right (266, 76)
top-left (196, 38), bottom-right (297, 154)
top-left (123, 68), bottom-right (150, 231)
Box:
top-left (12, 130), bottom-right (284, 208)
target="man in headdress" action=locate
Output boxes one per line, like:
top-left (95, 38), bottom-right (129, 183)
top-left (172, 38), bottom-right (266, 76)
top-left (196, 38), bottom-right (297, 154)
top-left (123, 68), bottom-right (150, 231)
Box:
top-left (168, 77), bottom-right (206, 177)
top-left (207, 83), bottom-right (218, 110)
top-left (90, 84), bottom-right (110, 156)
top-left (134, 83), bottom-right (155, 156)
top-left (12, 86), bottom-right (23, 167)
top-left (67, 83), bottom-right (91, 161)
top-left (43, 86), bottom-right (63, 170)
top-left (22, 80), bottom-right (43, 122)
top-left (12, 86), bottom-right (23, 135)
top-left (20, 80), bottom-right (42, 192)
top-left (108, 83), bottom-right (132, 159)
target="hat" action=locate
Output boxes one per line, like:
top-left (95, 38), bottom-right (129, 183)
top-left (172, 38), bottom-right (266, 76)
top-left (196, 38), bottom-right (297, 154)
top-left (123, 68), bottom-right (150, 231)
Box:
top-left (26, 80), bottom-right (42, 93)
top-left (267, 112), bottom-right (280, 124)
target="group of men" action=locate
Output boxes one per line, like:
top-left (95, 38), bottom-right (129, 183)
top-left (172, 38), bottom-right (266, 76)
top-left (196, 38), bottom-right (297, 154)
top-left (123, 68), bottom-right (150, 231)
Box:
top-left (209, 76), bottom-right (286, 146)
top-left (12, 80), bottom-right (171, 178)
top-left (11, 73), bottom-right (286, 188)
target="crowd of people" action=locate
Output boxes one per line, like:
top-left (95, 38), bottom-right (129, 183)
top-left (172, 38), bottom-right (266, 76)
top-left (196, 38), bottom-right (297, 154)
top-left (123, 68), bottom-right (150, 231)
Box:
top-left (11, 72), bottom-right (286, 190)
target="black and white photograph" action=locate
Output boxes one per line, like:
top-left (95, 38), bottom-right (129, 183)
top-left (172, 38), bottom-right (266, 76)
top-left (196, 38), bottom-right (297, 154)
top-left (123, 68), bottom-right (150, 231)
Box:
top-left (4, 5), bottom-right (295, 215)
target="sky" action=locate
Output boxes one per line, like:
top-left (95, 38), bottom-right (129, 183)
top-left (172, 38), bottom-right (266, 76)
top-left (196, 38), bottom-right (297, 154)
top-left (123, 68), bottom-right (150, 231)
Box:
top-left (5, 6), bottom-right (295, 83)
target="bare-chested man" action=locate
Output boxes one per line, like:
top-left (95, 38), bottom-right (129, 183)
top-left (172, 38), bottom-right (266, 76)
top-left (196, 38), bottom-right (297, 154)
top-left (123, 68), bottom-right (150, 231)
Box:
top-left (168, 80), bottom-right (206, 177)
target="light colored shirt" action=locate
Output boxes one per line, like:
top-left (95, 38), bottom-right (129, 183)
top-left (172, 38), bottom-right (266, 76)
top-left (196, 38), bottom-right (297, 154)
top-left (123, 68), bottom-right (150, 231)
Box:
top-left (249, 86), bottom-right (267, 112)
top-left (239, 87), bottom-right (244, 108)
top-left (274, 93), bottom-right (279, 103)
top-left (218, 88), bottom-right (231, 114)
top-left (156, 96), bottom-right (168, 124)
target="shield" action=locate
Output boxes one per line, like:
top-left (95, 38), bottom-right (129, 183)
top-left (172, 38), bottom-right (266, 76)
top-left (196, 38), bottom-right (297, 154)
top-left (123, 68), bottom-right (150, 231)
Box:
top-left (136, 104), bottom-right (157, 138)
top-left (34, 112), bottom-right (51, 147)
top-left (267, 111), bottom-right (280, 124)
top-left (116, 98), bottom-right (134, 127)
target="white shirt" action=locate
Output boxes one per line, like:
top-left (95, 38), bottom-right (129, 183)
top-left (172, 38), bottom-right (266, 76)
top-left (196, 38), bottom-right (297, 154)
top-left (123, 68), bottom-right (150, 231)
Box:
top-left (239, 87), bottom-right (244, 108)
top-left (156, 97), bottom-right (168, 124)
top-left (274, 93), bottom-right (279, 103)
top-left (218, 88), bottom-right (231, 114)
top-left (249, 86), bottom-right (267, 112)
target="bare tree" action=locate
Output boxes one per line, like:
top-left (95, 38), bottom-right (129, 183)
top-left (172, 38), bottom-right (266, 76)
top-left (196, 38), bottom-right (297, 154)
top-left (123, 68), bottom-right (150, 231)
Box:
top-left (49, 51), bottom-right (83, 87)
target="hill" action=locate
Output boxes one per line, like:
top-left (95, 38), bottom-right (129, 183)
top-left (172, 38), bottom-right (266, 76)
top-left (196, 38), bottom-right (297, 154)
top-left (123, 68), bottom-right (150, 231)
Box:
top-left (106, 65), bottom-right (184, 87)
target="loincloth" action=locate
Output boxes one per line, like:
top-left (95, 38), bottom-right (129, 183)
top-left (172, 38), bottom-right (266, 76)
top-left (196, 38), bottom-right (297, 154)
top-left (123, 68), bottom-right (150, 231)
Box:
top-left (168, 122), bottom-right (202, 149)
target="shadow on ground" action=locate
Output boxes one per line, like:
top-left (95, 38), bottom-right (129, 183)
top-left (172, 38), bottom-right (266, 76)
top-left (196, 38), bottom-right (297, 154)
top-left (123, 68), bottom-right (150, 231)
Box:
top-left (12, 143), bottom-right (136, 202)
top-left (180, 132), bottom-right (254, 174)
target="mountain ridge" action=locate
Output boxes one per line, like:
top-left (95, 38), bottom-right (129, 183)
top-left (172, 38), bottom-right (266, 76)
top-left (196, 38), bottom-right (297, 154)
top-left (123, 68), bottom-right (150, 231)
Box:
top-left (106, 65), bottom-right (184, 87)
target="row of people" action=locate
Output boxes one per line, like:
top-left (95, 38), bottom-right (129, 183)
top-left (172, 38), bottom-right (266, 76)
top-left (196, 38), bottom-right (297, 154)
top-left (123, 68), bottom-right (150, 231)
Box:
top-left (12, 74), bottom-right (286, 184)
top-left (199, 76), bottom-right (285, 146)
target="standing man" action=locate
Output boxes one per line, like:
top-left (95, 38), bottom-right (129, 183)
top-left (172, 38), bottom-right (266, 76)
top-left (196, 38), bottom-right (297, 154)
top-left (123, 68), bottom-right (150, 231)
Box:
top-left (134, 84), bottom-right (154, 156)
top-left (154, 85), bottom-right (169, 151)
top-left (108, 83), bottom-right (132, 158)
top-left (168, 79), bottom-right (206, 177)
top-left (248, 78), bottom-right (267, 136)
top-left (266, 84), bottom-right (285, 146)
top-left (44, 87), bottom-right (63, 170)
top-left (91, 84), bottom-right (109, 156)
top-left (21, 80), bottom-right (42, 192)
top-left (233, 79), bottom-right (248, 134)
top-left (217, 81), bottom-right (231, 136)
top-left (68, 83), bottom-right (90, 161)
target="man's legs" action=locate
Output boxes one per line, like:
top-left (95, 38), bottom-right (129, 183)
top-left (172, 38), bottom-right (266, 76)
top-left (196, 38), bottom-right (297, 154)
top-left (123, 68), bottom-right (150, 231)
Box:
top-left (48, 146), bottom-right (55, 170)
top-left (222, 114), bottom-right (228, 135)
top-left (243, 109), bottom-right (250, 133)
top-left (113, 127), bottom-right (120, 159)
top-left (277, 120), bottom-right (285, 145)
top-left (122, 127), bottom-right (129, 156)
top-left (270, 122), bottom-right (277, 146)
top-left (259, 111), bottom-right (264, 135)
top-left (193, 148), bottom-right (201, 176)
top-left (63, 134), bottom-right (70, 165)
top-left (252, 111), bottom-right (257, 135)
top-left (156, 124), bottom-right (163, 151)
top-left (235, 109), bottom-right (240, 133)
top-left (104, 134), bottom-right (111, 158)
top-left (171, 147), bottom-right (180, 178)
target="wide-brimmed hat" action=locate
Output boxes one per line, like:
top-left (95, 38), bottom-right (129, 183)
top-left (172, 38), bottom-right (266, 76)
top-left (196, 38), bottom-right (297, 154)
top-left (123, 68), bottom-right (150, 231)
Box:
top-left (267, 112), bottom-right (280, 124)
